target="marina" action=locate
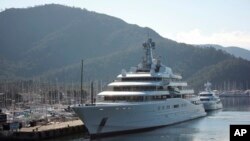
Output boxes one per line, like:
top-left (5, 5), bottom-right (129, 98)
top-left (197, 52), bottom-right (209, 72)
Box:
top-left (219, 90), bottom-right (250, 97)
top-left (1, 88), bottom-right (249, 140)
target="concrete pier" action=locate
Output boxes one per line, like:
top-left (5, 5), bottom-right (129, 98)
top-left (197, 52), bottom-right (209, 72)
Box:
top-left (0, 120), bottom-right (88, 140)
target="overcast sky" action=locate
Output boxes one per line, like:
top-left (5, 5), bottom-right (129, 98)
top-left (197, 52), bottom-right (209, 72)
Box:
top-left (1, 0), bottom-right (250, 50)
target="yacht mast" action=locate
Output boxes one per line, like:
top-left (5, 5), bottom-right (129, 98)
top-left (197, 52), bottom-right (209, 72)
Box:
top-left (141, 38), bottom-right (155, 71)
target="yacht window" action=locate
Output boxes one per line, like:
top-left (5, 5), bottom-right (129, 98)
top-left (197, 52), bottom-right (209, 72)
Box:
top-left (191, 101), bottom-right (200, 105)
top-left (200, 99), bottom-right (209, 101)
top-left (104, 95), bottom-right (171, 102)
top-left (146, 95), bottom-right (169, 101)
top-left (173, 104), bottom-right (179, 108)
top-left (113, 86), bottom-right (162, 91)
top-left (121, 77), bottom-right (162, 82)
top-left (104, 96), bottom-right (144, 102)
top-left (200, 94), bottom-right (213, 96)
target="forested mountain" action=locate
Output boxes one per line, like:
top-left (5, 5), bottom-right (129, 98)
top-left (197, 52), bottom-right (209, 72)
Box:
top-left (0, 4), bottom-right (250, 90)
top-left (188, 58), bottom-right (250, 90)
top-left (197, 44), bottom-right (250, 61)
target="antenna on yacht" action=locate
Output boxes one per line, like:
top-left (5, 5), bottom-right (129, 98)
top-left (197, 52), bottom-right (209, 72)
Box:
top-left (204, 82), bottom-right (212, 91)
top-left (142, 38), bottom-right (155, 70)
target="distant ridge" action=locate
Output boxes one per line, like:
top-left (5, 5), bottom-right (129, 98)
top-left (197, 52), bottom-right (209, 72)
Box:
top-left (196, 44), bottom-right (250, 61)
top-left (0, 4), bottom-right (250, 90)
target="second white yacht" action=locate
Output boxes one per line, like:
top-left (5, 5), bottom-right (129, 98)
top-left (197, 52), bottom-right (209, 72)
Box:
top-left (199, 82), bottom-right (223, 111)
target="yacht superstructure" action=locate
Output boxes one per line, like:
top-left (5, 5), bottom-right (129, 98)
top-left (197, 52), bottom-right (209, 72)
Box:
top-left (73, 38), bottom-right (206, 136)
top-left (199, 82), bottom-right (223, 111)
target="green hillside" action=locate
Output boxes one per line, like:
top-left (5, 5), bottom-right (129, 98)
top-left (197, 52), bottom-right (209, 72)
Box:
top-left (0, 4), bottom-right (250, 90)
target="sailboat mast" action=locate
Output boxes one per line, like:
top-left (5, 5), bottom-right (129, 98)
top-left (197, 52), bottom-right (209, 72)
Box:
top-left (80, 60), bottom-right (84, 104)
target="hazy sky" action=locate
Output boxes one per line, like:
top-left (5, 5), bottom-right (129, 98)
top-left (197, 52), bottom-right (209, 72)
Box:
top-left (1, 0), bottom-right (250, 50)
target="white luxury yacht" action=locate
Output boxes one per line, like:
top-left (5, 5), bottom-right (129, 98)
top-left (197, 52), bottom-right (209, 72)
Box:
top-left (73, 38), bottom-right (206, 137)
top-left (199, 82), bottom-right (223, 111)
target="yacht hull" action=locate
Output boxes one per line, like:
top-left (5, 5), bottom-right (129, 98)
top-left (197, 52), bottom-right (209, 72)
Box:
top-left (203, 102), bottom-right (223, 111)
top-left (73, 98), bottom-right (206, 136)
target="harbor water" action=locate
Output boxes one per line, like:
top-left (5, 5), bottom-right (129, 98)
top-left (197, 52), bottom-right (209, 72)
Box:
top-left (49, 97), bottom-right (250, 141)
